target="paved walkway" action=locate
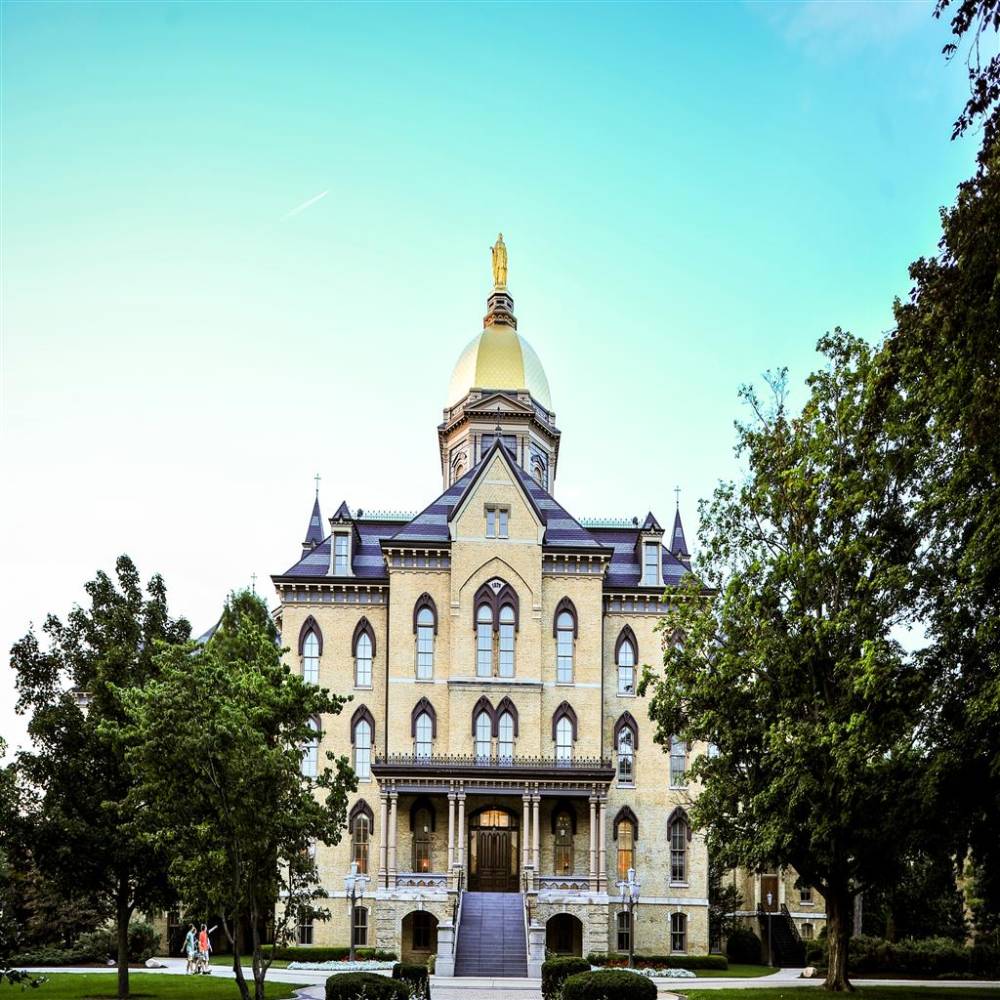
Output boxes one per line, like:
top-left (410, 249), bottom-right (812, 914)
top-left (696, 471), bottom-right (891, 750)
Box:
top-left (17, 959), bottom-right (1000, 1000)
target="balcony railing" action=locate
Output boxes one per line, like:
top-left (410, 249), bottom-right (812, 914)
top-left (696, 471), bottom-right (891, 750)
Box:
top-left (374, 753), bottom-right (613, 771)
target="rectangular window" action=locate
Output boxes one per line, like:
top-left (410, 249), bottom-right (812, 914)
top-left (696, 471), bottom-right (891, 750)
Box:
top-left (643, 542), bottom-right (659, 585)
top-left (485, 506), bottom-right (509, 538)
top-left (498, 622), bottom-right (515, 677)
top-left (352, 906), bottom-right (368, 947)
top-left (334, 534), bottom-right (349, 575)
top-left (670, 913), bottom-right (687, 953)
top-left (616, 911), bottom-right (631, 953)
top-left (476, 622), bottom-right (493, 677)
top-left (297, 911), bottom-right (314, 946)
top-left (416, 626), bottom-right (434, 680)
top-left (556, 629), bottom-right (573, 683)
top-left (670, 736), bottom-right (687, 787)
top-left (800, 885), bottom-right (813, 904)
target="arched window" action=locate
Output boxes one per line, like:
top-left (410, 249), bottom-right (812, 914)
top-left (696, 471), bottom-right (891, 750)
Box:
top-left (414, 711), bottom-right (433, 758)
top-left (670, 912), bottom-right (687, 953)
top-left (616, 628), bottom-right (637, 694)
top-left (301, 716), bottom-right (320, 778)
top-left (302, 630), bottom-right (319, 685)
top-left (413, 595), bottom-right (437, 680)
top-left (555, 716), bottom-right (573, 763)
top-left (616, 910), bottom-right (632, 953)
top-left (352, 905), bottom-right (368, 947)
top-left (555, 609), bottom-right (575, 683)
top-left (554, 809), bottom-right (574, 874)
top-left (351, 707), bottom-right (374, 781)
top-left (412, 806), bottom-right (433, 873)
top-left (498, 711), bottom-right (515, 761)
top-left (617, 728), bottom-right (635, 784)
top-left (669, 735), bottom-right (688, 787)
top-left (476, 605), bottom-right (493, 677)
top-left (355, 631), bottom-right (372, 687)
top-left (613, 807), bottom-right (638, 882)
top-left (802, 922), bottom-right (814, 940)
top-left (474, 711), bottom-right (492, 760)
top-left (498, 604), bottom-right (516, 678)
top-left (669, 809), bottom-right (689, 883)
top-left (352, 813), bottom-right (370, 873)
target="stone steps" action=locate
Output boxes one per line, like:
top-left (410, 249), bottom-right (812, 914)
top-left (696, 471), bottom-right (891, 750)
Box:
top-left (454, 891), bottom-right (527, 978)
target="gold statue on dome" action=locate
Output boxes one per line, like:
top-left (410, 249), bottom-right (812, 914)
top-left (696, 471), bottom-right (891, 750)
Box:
top-left (491, 233), bottom-right (508, 289)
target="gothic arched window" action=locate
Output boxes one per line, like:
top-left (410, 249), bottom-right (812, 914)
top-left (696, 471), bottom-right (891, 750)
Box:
top-left (613, 806), bottom-right (638, 882)
top-left (476, 605), bottom-right (493, 678)
top-left (617, 728), bottom-right (635, 785)
top-left (302, 631), bottom-right (320, 685)
top-left (352, 813), bottom-right (370, 873)
top-left (498, 603), bottom-right (516, 678)
top-left (353, 618), bottom-right (375, 688)
top-left (474, 711), bottom-right (492, 760)
top-left (670, 735), bottom-right (688, 787)
top-left (555, 608), bottom-right (575, 683)
top-left (669, 808), bottom-right (689, 883)
top-left (555, 716), bottom-right (573, 763)
top-left (351, 706), bottom-right (374, 781)
top-left (413, 594), bottom-right (437, 679)
top-left (301, 716), bottom-right (320, 778)
top-left (498, 711), bottom-right (515, 761)
top-left (414, 711), bottom-right (433, 758)
top-left (616, 629), bottom-right (636, 695)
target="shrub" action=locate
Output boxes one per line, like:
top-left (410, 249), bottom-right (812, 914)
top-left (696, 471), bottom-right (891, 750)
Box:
top-left (800, 936), bottom-right (1000, 979)
top-left (273, 945), bottom-right (397, 963)
top-left (127, 922), bottom-right (160, 962)
top-left (726, 926), bottom-right (762, 965)
top-left (325, 972), bottom-right (410, 1000)
top-left (426, 953), bottom-right (436, 975)
top-left (562, 970), bottom-right (657, 1000)
top-left (17, 922), bottom-right (162, 965)
top-left (585, 952), bottom-right (727, 970)
top-left (392, 962), bottom-right (429, 992)
top-left (542, 956), bottom-right (590, 999)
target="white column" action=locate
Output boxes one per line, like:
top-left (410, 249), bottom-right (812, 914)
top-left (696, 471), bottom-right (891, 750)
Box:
top-left (589, 797), bottom-right (597, 890)
top-left (447, 792), bottom-right (456, 870)
top-left (457, 792), bottom-right (466, 873)
top-left (522, 792), bottom-right (531, 872)
top-left (598, 799), bottom-right (607, 891)
top-left (532, 794), bottom-right (541, 873)
top-left (388, 792), bottom-right (399, 886)
top-left (378, 793), bottom-right (389, 885)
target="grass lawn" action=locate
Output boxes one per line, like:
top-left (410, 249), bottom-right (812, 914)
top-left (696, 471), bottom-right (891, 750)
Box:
top-left (208, 956), bottom-right (291, 970)
top-left (0, 973), bottom-right (307, 1000)
top-left (677, 989), bottom-right (1000, 1000)
top-left (692, 964), bottom-right (779, 978)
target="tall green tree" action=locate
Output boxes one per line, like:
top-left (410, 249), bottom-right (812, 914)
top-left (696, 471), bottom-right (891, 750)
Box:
top-left (9, 557), bottom-right (190, 999)
top-left (118, 590), bottom-right (355, 1000)
top-left (640, 333), bottom-right (931, 992)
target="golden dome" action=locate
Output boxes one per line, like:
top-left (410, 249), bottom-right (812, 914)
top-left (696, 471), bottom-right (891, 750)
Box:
top-left (447, 322), bottom-right (552, 410)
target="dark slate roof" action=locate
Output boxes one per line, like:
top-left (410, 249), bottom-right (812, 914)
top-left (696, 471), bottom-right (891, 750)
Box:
top-left (277, 519), bottom-right (405, 579)
top-left (304, 496), bottom-right (324, 546)
top-left (331, 500), bottom-right (352, 521)
top-left (641, 511), bottom-right (662, 532)
top-left (589, 527), bottom-right (691, 589)
top-left (670, 507), bottom-right (689, 555)
top-left (388, 439), bottom-right (604, 551)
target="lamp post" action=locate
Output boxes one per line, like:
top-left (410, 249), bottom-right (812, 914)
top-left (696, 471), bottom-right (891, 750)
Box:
top-left (766, 891), bottom-right (774, 967)
top-left (344, 861), bottom-right (370, 963)
top-left (616, 866), bottom-right (641, 968)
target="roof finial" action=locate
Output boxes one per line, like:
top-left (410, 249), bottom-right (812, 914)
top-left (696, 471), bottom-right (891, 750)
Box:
top-left (491, 233), bottom-right (508, 290)
top-left (250, 572), bottom-right (257, 595)
top-left (674, 485), bottom-right (681, 509)
top-left (314, 472), bottom-right (321, 498)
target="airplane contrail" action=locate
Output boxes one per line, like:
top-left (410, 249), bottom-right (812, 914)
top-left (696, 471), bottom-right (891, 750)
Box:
top-left (282, 190), bottom-right (329, 221)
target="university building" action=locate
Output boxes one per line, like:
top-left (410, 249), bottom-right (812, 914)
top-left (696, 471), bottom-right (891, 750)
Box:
top-left (271, 239), bottom-right (826, 974)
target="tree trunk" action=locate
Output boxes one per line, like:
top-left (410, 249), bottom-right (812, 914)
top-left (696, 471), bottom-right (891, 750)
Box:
top-left (226, 917), bottom-right (251, 1000)
top-left (824, 885), bottom-right (854, 992)
top-left (115, 883), bottom-right (132, 1000)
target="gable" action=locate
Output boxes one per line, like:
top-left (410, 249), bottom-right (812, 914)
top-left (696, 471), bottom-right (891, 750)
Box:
top-left (450, 448), bottom-right (544, 543)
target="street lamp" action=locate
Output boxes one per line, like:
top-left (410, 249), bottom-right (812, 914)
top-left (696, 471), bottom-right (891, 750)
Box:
top-left (616, 866), bottom-right (641, 968)
top-left (344, 861), bottom-right (370, 963)
top-left (765, 891), bottom-right (774, 967)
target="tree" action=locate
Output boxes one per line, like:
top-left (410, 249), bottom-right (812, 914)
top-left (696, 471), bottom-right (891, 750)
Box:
top-left (118, 590), bottom-right (356, 1000)
top-left (640, 333), bottom-right (932, 992)
top-left (707, 858), bottom-right (743, 953)
top-left (9, 556), bottom-right (190, 999)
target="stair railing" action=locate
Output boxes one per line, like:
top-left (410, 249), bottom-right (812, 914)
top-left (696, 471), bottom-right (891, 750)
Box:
top-left (451, 868), bottom-right (465, 955)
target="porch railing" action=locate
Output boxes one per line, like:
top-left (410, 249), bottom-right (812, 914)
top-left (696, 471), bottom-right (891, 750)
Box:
top-left (373, 753), bottom-right (613, 773)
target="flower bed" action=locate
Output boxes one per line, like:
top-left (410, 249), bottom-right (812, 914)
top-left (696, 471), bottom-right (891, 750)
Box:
top-left (596, 966), bottom-right (696, 978)
top-left (288, 959), bottom-right (394, 972)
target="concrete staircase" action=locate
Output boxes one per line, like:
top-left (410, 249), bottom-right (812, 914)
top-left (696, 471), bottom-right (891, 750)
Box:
top-left (454, 891), bottom-right (527, 977)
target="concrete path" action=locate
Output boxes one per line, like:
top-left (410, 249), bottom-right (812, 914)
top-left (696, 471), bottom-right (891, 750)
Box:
top-left (17, 959), bottom-right (1000, 999)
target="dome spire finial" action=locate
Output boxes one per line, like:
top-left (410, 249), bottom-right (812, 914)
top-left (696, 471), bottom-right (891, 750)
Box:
top-left (491, 233), bottom-right (508, 290)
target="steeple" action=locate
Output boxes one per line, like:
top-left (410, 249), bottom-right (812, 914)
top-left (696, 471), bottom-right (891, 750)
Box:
top-left (302, 488), bottom-right (324, 555)
top-left (671, 506), bottom-right (690, 562)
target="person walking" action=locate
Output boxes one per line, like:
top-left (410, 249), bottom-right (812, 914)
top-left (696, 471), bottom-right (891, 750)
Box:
top-left (197, 924), bottom-right (212, 974)
top-left (182, 924), bottom-right (197, 974)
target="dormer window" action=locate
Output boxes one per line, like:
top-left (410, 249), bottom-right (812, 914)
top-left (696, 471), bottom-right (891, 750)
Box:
top-left (643, 542), bottom-right (659, 586)
top-left (334, 533), bottom-right (350, 575)
top-left (486, 505), bottom-right (509, 539)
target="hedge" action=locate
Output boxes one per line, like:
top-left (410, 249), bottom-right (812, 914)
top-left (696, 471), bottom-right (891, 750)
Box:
top-left (562, 970), bottom-right (657, 1000)
top-left (586, 952), bottom-right (728, 971)
top-left (392, 961), bottom-right (430, 992)
top-left (803, 935), bottom-right (1000, 979)
top-left (725, 926), bottom-right (762, 965)
top-left (542, 956), bottom-right (590, 999)
top-left (16, 922), bottom-right (161, 965)
top-left (270, 945), bottom-right (397, 963)
top-left (325, 972), bottom-right (410, 1000)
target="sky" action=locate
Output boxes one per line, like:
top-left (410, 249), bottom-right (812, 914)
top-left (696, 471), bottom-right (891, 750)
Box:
top-left (0, 1), bottom-right (986, 757)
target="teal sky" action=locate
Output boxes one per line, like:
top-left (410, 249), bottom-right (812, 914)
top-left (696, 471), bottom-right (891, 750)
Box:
top-left (0, 1), bottom-right (984, 751)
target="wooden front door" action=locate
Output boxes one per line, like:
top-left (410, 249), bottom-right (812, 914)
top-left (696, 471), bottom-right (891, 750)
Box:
top-left (468, 806), bottom-right (519, 892)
